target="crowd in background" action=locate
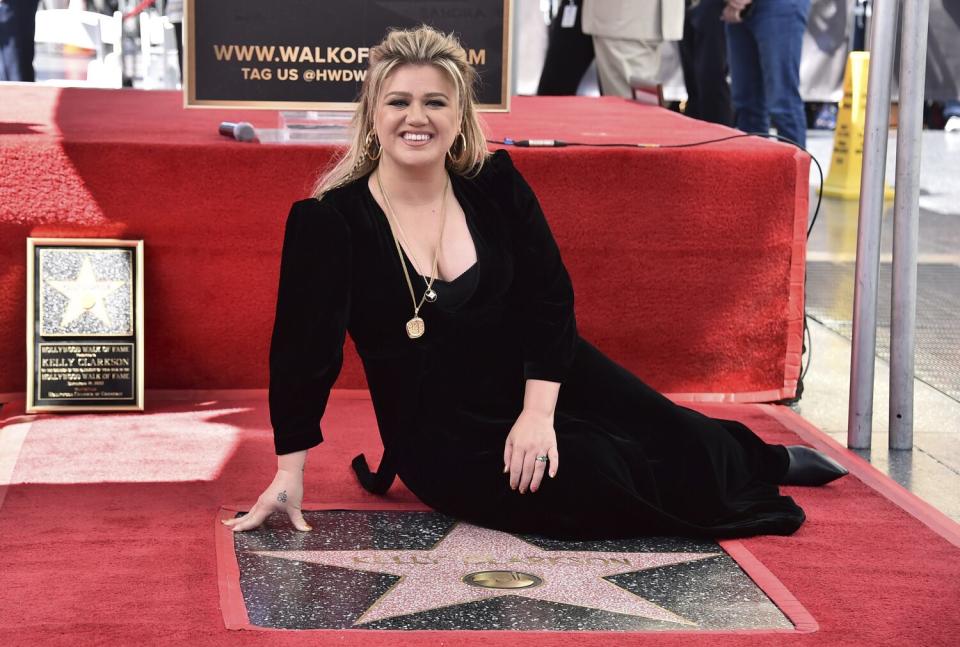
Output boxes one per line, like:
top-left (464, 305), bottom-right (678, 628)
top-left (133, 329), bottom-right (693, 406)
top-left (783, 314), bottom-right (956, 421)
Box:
top-left (0, 0), bottom-right (181, 85)
top-left (536, 0), bottom-right (960, 138)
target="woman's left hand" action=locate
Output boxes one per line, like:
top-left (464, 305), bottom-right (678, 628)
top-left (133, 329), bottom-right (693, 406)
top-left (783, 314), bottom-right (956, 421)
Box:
top-left (503, 409), bottom-right (559, 493)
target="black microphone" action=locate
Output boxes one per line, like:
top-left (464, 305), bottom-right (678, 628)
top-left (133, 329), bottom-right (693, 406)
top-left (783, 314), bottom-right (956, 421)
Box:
top-left (505, 138), bottom-right (569, 147)
top-left (218, 121), bottom-right (257, 143)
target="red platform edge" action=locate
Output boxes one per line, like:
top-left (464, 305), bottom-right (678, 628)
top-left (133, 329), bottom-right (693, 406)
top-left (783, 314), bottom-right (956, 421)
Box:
top-left (672, 146), bottom-right (808, 404)
top-left (215, 502), bottom-right (816, 635)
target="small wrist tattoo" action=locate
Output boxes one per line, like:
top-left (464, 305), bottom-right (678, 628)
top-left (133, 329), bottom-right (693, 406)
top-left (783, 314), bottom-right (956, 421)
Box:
top-left (277, 490), bottom-right (288, 504)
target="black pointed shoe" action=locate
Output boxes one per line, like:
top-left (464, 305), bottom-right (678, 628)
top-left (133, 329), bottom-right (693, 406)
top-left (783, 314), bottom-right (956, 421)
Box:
top-left (782, 445), bottom-right (849, 486)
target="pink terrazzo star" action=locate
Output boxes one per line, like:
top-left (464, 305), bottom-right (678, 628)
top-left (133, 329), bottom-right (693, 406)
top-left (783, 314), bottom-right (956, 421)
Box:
top-left (254, 521), bottom-right (719, 626)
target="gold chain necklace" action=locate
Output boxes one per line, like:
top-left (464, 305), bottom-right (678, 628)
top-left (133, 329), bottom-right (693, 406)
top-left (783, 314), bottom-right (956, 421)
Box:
top-left (380, 190), bottom-right (441, 304)
top-left (375, 170), bottom-right (450, 339)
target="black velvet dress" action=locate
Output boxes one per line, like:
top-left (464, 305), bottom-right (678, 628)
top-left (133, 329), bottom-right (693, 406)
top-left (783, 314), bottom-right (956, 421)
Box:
top-left (268, 150), bottom-right (805, 539)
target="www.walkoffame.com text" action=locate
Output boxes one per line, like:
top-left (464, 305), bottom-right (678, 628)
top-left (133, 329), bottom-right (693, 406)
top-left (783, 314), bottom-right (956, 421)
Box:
top-left (213, 44), bottom-right (486, 66)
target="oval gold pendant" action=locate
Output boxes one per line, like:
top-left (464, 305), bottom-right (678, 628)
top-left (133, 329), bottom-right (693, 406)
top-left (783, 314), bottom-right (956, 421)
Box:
top-left (405, 316), bottom-right (425, 339)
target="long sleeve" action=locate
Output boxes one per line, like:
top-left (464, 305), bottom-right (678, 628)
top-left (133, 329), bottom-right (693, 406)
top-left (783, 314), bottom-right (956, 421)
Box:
top-left (494, 150), bottom-right (578, 383)
top-left (268, 199), bottom-right (351, 454)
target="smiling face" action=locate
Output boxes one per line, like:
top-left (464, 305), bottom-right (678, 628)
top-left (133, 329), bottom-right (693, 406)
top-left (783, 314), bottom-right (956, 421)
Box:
top-left (373, 63), bottom-right (461, 172)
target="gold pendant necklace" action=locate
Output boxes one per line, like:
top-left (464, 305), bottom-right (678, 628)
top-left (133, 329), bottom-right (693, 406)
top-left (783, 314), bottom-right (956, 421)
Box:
top-left (405, 316), bottom-right (425, 339)
top-left (382, 187), bottom-right (441, 303)
top-left (376, 170), bottom-right (450, 339)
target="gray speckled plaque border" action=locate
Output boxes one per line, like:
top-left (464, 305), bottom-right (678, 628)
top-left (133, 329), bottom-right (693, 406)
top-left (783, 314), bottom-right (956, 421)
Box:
top-left (38, 247), bottom-right (134, 337)
top-left (216, 506), bottom-right (817, 633)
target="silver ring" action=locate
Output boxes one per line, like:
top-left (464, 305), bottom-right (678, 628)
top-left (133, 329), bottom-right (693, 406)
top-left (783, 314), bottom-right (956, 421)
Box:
top-left (535, 455), bottom-right (549, 462)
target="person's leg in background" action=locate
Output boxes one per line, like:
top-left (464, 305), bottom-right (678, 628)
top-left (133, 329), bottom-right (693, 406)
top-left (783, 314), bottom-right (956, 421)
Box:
top-left (592, 36), bottom-right (661, 98)
top-left (537, 0), bottom-right (595, 95)
top-left (681, 0), bottom-right (734, 125)
top-left (726, 10), bottom-right (769, 135)
top-left (679, 5), bottom-right (702, 117)
top-left (748, 0), bottom-right (811, 147)
top-left (0, 1), bottom-right (14, 81)
top-left (172, 21), bottom-right (183, 81)
top-left (0, 0), bottom-right (40, 82)
top-left (164, 0), bottom-right (184, 84)
top-left (944, 99), bottom-right (960, 133)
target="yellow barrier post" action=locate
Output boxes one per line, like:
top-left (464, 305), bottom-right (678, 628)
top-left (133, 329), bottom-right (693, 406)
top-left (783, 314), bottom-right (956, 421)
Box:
top-left (823, 52), bottom-right (895, 200)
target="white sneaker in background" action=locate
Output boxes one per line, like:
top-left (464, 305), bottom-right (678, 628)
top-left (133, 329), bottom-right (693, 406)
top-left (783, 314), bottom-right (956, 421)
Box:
top-left (945, 116), bottom-right (960, 133)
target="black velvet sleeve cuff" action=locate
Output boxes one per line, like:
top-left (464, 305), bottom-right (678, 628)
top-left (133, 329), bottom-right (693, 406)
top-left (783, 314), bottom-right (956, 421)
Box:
top-left (274, 429), bottom-right (324, 455)
top-left (522, 362), bottom-right (567, 384)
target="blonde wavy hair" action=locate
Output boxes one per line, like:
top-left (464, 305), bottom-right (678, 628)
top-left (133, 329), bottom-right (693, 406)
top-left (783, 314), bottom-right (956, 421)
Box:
top-left (313, 25), bottom-right (489, 199)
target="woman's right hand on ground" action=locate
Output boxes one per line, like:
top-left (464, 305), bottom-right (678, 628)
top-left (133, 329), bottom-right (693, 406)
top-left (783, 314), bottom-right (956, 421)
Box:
top-left (221, 468), bottom-right (312, 532)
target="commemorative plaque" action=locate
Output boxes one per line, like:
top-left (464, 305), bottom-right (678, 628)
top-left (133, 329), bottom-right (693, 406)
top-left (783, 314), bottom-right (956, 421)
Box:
top-left (26, 239), bottom-right (145, 413)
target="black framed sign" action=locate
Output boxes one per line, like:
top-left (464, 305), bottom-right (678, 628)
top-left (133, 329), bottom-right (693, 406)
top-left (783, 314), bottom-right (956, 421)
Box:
top-left (26, 239), bottom-right (145, 413)
top-left (184, 0), bottom-right (511, 110)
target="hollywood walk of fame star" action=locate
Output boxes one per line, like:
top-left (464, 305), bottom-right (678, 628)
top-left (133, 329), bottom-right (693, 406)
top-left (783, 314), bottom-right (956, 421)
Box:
top-left (254, 521), bottom-right (720, 626)
top-left (46, 257), bottom-right (126, 328)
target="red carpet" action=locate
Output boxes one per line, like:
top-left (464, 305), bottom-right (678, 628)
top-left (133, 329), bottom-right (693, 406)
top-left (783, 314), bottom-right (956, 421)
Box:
top-left (0, 393), bottom-right (958, 646)
top-left (1, 86), bottom-right (807, 401)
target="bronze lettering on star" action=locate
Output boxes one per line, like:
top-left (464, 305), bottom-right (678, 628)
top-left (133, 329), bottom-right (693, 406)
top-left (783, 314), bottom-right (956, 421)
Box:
top-left (351, 552), bottom-right (636, 568)
top-left (26, 239), bottom-right (145, 412)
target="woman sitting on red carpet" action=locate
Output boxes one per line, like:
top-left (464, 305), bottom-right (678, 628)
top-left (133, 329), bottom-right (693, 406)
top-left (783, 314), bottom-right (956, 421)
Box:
top-left (223, 25), bottom-right (846, 539)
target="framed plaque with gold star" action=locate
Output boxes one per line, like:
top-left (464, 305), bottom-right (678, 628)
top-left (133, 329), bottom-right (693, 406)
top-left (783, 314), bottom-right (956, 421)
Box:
top-left (26, 238), bottom-right (145, 413)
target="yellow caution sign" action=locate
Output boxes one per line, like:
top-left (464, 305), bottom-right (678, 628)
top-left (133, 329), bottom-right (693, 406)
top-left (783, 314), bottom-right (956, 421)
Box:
top-left (823, 52), bottom-right (895, 200)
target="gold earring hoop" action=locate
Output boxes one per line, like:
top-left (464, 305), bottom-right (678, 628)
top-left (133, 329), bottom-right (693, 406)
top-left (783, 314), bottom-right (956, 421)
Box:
top-left (364, 130), bottom-right (382, 161)
top-left (447, 131), bottom-right (467, 163)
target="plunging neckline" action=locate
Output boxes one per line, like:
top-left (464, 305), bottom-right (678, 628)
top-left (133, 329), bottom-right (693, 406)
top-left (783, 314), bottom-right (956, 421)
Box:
top-left (363, 174), bottom-right (480, 285)
top-left (430, 261), bottom-right (478, 282)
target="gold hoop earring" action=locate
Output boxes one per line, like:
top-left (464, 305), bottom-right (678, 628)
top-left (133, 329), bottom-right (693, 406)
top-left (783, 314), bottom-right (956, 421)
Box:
top-left (447, 131), bottom-right (467, 163)
top-left (365, 130), bottom-right (382, 161)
